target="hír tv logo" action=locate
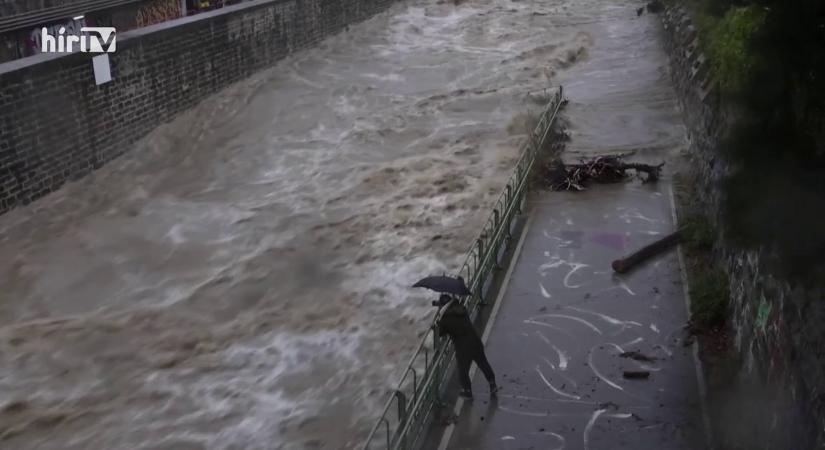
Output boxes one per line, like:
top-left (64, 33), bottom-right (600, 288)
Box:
top-left (40, 27), bottom-right (116, 53)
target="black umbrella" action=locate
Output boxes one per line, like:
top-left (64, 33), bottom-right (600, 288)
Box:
top-left (412, 275), bottom-right (472, 296)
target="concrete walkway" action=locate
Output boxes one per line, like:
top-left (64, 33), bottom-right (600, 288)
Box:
top-left (429, 3), bottom-right (707, 450)
top-left (437, 184), bottom-right (704, 450)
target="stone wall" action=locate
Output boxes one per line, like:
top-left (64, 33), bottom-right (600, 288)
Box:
top-left (662, 6), bottom-right (825, 448)
top-left (0, 0), bottom-right (399, 214)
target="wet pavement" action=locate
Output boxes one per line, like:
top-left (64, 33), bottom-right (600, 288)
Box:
top-left (433, 3), bottom-right (706, 450)
top-left (438, 185), bottom-right (704, 450)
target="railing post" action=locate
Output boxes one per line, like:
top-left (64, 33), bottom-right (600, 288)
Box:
top-left (384, 418), bottom-right (391, 450)
top-left (492, 209), bottom-right (504, 271)
top-left (476, 238), bottom-right (487, 307)
top-left (476, 238), bottom-right (484, 275)
top-left (394, 390), bottom-right (407, 448)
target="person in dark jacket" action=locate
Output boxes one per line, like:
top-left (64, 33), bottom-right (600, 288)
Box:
top-left (435, 294), bottom-right (498, 399)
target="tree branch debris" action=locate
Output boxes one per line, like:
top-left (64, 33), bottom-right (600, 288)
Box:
top-left (543, 153), bottom-right (665, 191)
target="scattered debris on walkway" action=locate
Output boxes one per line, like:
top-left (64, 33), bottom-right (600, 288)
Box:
top-left (619, 351), bottom-right (657, 362)
top-left (622, 370), bottom-right (651, 379)
top-left (543, 153), bottom-right (664, 191)
top-left (611, 231), bottom-right (681, 273)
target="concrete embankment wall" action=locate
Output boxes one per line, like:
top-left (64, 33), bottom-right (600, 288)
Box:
top-left (662, 7), bottom-right (825, 448)
top-left (0, 0), bottom-right (398, 214)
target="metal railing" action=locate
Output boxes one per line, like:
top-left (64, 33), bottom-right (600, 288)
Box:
top-left (361, 85), bottom-right (565, 450)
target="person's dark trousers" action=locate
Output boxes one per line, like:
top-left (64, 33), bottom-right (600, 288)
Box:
top-left (455, 343), bottom-right (496, 391)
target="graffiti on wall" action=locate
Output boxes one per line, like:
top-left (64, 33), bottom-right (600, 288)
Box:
top-left (755, 295), bottom-right (772, 333)
top-left (136, 0), bottom-right (181, 28)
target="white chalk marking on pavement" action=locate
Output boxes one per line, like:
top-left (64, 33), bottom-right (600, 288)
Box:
top-left (620, 337), bottom-right (644, 347)
top-left (536, 366), bottom-right (581, 400)
top-left (542, 229), bottom-right (569, 244)
top-left (524, 320), bottom-right (579, 343)
top-left (536, 330), bottom-right (569, 370)
top-left (532, 431), bottom-right (566, 450)
top-left (669, 185), bottom-right (714, 450)
top-left (541, 355), bottom-right (579, 387)
top-left (587, 347), bottom-right (624, 392)
top-left (616, 279), bottom-right (636, 295)
top-left (539, 282), bottom-right (552, 298)
top-left (538, 258), bottom-right (566, 272)
top-left (650, 323), bottom-right (660, 333)
top-left (567, 306), bottom-right (643, 328)
top-left (495, 393), bottom-right (596, 404)
top-left (563, 263), bottom-right (589, 288)
top-left (437, 213), bottom-right (535, 450)
top-left (501, 436), bottom-right (516, 440)
top-left (639, 364), bottom-right (662, 372)
top-left (583, 408), bottom-right (607, 450)
top-left (541, 355), bottom-right (557, 370)
top-left (619, 209), bottom-right (661, 224)
top-left (604, 342), bottom-right (626, 354)
top-left (497, 405), bottom-right (548, 417)
top-left (529, 314), bottom-right (603, 335)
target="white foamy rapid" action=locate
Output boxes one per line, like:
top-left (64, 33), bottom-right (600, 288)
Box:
top-left (0, 0), bottom-right (599, 447)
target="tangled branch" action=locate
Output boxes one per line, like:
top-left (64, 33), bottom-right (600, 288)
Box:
top-left (543, 153), bottom-right (664, 191)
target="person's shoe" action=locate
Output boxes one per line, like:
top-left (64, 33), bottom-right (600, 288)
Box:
top-left (489, 383), bottom-right (500, 396)
top-left (459, 389), bottom-right (473, 400)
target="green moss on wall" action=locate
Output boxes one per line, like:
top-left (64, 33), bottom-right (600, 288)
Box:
top-left (705, 6), bottom-right (766, 93)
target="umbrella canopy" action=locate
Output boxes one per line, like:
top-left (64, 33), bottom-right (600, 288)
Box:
top-left (412, 275), bottom-right (472, 296)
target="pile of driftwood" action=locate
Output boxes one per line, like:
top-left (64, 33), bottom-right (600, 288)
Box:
top-left (543, 153), bottom-right (664, 191)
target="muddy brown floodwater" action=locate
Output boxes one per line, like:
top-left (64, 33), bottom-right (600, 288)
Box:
top-left (0, 0), bottom-right (610, 448)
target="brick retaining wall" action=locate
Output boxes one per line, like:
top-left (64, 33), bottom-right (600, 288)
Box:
top-left (0, 0), bottom-right (399, 213)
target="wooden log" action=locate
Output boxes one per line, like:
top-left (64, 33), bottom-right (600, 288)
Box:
top-left (611, 231), bottom-right (681, 274)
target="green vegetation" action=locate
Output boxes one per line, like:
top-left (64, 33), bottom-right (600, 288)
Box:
top-left (703, 6), bottom-right (766, 93)
top-left (677, 0), bottom-right (825, 280)
top-left (690, 268), bottom-right (730, 329)
top-left (683, 0), bottom-right (767, 94)
top-left (680, 214), bottom-right (714, 253)
top-left (678, 213), bottom-right (730, 330)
